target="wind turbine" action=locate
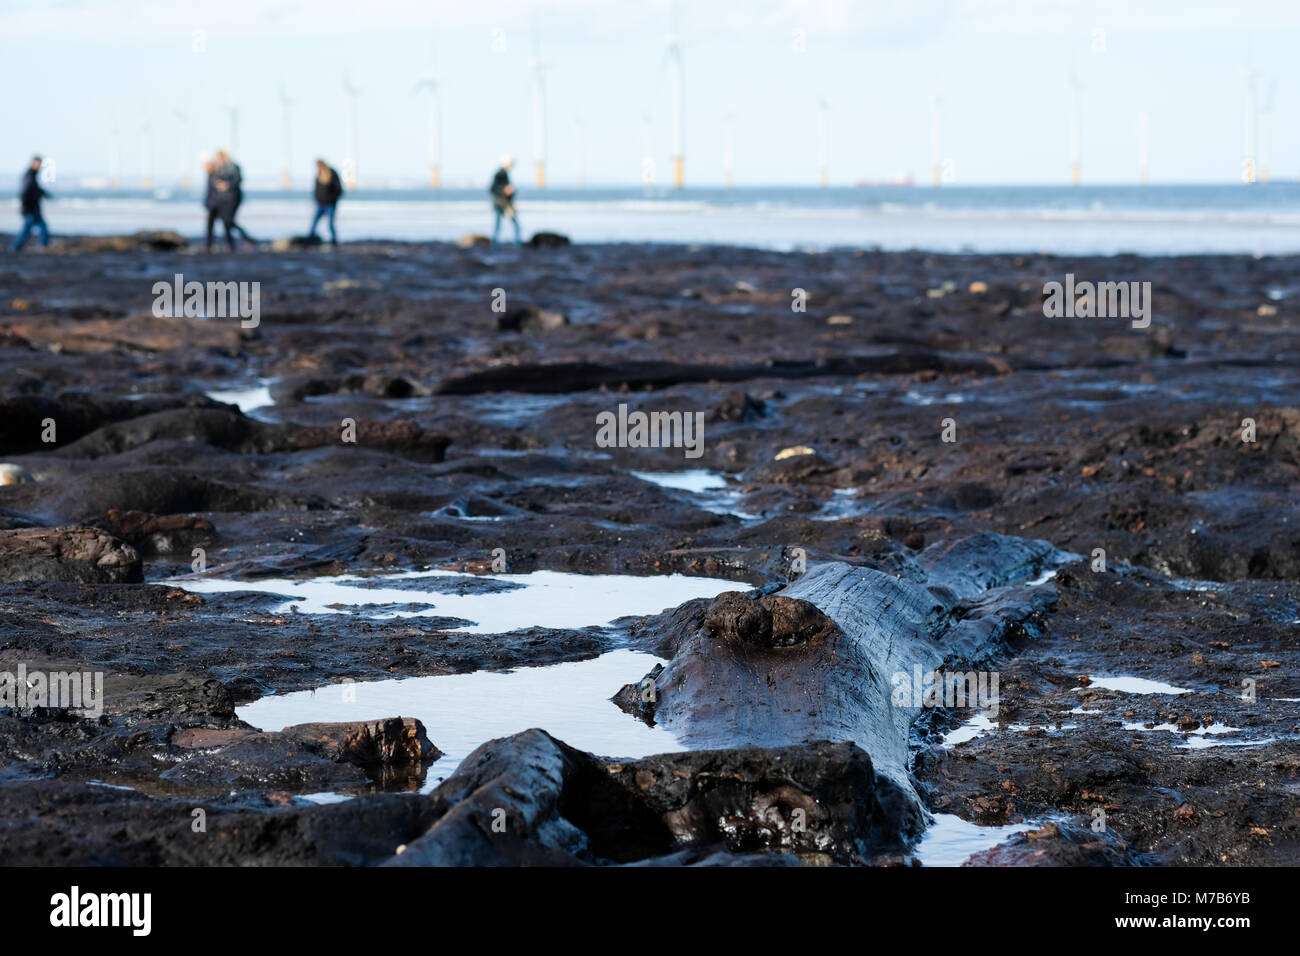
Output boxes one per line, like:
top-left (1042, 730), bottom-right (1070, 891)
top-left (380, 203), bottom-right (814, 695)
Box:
top-left (931, 95), bottom-right (943, 186)
top-left (817, 97), bottom-right (830, 187)
top-left (1259, 75), bottom-right (1277, 184)
top-left (139, 120), bottom-right (153, 190)
top-left (530, 49), bottom-right (549, 189)
top-left (1066, 72), bottom-right (1082, 186)
top-left (723, 112), bottom-right (736, 188)
top-left (279, 85), bottom-right (295, 190)
top-left (573, 115), bottom-right (586, 188)
top-left (172, 106), bottom-right (192, 192)
top-left (1137, 107), bottom-right (1150, 184)
top-left (414, 77), bottom-right (442, 188)
top-left (1243, 64), bottom-right (1259, 184)
top-left (665, 10), bottom-right (685, 189)
top-left (109, 122), bottom-right (121, 191)
top-left (224, 96), bottom-right (239, 155)
top-left (343, 73), bottom-right (361, 189)
top-left (641, 111), bottom-right (656, 188)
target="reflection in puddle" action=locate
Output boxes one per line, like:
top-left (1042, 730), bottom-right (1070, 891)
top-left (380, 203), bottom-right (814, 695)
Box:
top-left (169, 568), bottom-right (742, 633)
top-left (630, 469), bottom-right (727, 493)
top-left (630, 468), bottom-right (759, 520)
top-left (941, 713), bottom-right (996, 747)
top-left (207, 383), bottom-right (274, 415)
top-left (1087, 675), bottom-right (1192, 695)
top-left (913, 814), bottom-right (1045, 867)
top-left (1120, 720), bottom-right (1276, 749)
top-left (941, 712), bottom-right (1077, 747)
top-left (239, 649), bottom-right (680, 790)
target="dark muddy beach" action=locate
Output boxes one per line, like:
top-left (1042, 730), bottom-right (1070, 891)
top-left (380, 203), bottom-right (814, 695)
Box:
top-left (0, 237), bottom-right (1296, 867)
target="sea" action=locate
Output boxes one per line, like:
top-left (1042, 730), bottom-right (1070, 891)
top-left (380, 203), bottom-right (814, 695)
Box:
top-left (10, 183), bottom-right (1300, 256)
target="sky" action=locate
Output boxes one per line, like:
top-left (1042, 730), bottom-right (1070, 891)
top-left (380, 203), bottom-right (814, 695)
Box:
top-left (0, 0), bottom-right (1296, 188)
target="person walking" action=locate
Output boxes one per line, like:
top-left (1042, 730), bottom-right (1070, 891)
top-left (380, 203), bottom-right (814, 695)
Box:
top-left (489, 155), bottom-right (522, 245)
top-left (213, 149), bottom-right (255, 248)
top-left (10, 156), bottom-right (51, 253)
top-left (203, 157), bottom-right (234, 252)
top-left (308, 159), bottom-right (343, 246)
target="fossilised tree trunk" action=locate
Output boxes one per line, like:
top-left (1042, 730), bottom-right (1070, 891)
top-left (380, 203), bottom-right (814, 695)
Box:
top-left (619, 532), bottom-right (1069, 811)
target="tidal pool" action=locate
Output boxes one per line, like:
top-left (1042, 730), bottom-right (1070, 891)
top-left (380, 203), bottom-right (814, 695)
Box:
top-left (238, 648), bottom-right (680, 790)
top-left (170, 568), bottom-right (743, 633)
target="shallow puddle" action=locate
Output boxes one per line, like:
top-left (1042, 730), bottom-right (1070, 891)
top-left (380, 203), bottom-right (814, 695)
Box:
top-left (206, 382), bottom-right (274, 415)
top-left (170, 568), bottom-right (743, 633)
top-left (913, 813), bottom-right (1046, 866)
top-left (629, 469), bottom-right (728, 493)
top-left (629, 468), bottom-right (759, 519)
top-left (1087, 675), bottom-right (1192, 695)
top-left (238, 649), bottom-right (680, 790)
top-left (940, 713), bottom-right (997, 747)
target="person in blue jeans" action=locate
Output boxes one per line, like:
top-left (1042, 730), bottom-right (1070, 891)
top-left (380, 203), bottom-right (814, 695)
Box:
top-left (10, 156), bottom-right (51, 253)
top-left (309, 160), bottom-right (343, 246)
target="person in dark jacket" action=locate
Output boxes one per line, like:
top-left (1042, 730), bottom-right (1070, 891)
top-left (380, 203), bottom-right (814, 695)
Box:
top-left (308, 160), bottom-right (343, 245)
top-left (212, 150), bottom-right (255, 248)
top-left (489, 155), bottom-right (521, 244)
top-left (203, 157), bottom-right (234, 252)
top-left (10, 156), bottom-right (51, 253)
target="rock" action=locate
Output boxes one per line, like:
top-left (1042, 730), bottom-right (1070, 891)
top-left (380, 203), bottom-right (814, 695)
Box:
top-left (964, 820), bottom-right (1144, 866)
top-left (46, 469), bottom-right (327, 524)
top-left (0, 313), bottom-right (244, 359)
top-left (528, 232), bottom-right (571, 248)
top-left (0, 464), bottom-right (35, 486)
top-left (64, 232), bottom-right (187, 253)
top-left (607, 740), bottom-right (920, 862)
top-left (161, 717), bottom-right (439, 794)
top-left (457, 234), bottom-right (491, 249)
top-left (752, 450), bottom-right (841, 486)
top-left (0, 526), bottom-right (142, 584)
top-left (969, 281), bottom-right (989, 294)
top-left (287, 419), bottom-right (451, 463)
top-left (94, 509), bottom-right (214, 556)
top-left (827, 314), bottom-right (853, 325)
top-left (56, 406), bottom-right (449, 464)
top-left (384, 729), bottom-right (914, 866)
top-left (775, 445), bottom-right (815, 460)
top-left (496, 307), bottom-right (569, 333)
top-left (279, 717), bottom-right (441, 766)
top-left (433, 352), bottom-right (1029, 395)
top-left (714, 390), bottom-right (766, 423)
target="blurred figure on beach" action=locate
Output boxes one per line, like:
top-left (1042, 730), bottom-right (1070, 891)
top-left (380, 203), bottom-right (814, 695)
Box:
top-left (211, 149), bottom-right (255, 249)
top-left (489, 156), bottom-right (521, 244)
top-left (309, 159), bottom-right (343, 246)
top-left (10, 156), bottom-right (51, 253)
top-left (203, 157), bottom-right (234, 251)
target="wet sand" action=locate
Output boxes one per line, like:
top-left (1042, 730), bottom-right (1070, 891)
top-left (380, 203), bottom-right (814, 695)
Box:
top-left (0, 238), bottom-right (1296, 865)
